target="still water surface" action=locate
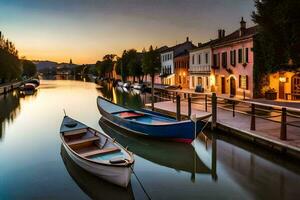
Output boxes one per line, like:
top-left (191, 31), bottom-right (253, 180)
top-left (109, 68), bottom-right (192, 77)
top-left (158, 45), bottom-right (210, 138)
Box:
top-left (0, 80), bottom-right (299, 200)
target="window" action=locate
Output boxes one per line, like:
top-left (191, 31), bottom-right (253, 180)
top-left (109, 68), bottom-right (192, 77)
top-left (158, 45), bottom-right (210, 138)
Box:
top-left (198, 77), bottom-right (202, 86)
top-left (192, 76), bottom-right (195, 87)
top-left (239, 75), bottom-right (249, 89)
top-left (198, 54), bottom-right (201, 64)
top-left (192, 55), bottom-right (195, 65)
top-left (230, 50), bottom-right (236, 66)
top-left (213, 54), bottom-right (218, 68)
top-left (238, 49), bottom-right (243, 63)
top-left (245, 48), bottom-right (249, 63)
top-left (179, 75), bottom-right (182, 84)
top-left (205, 53), bottom-right (208, 64)
top-left (222, 52), bottom-right (227, 68)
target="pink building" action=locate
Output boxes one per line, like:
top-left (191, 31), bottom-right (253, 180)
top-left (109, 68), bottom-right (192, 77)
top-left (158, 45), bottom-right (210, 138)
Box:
top-left (211, 18), bottom-right (257, 99)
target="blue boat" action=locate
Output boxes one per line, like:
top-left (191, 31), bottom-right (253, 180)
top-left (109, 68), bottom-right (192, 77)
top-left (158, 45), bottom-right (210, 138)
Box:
top-left (97, 96), bottom-right (210, 143)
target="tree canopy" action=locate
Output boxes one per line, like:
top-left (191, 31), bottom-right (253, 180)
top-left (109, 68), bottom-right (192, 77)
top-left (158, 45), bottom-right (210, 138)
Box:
top-left (252, 0), bottom-right (300, 71)
top-left (22, 59), bottom-right (37, 78)
top-left (0, 31), bottom-right (21, 83)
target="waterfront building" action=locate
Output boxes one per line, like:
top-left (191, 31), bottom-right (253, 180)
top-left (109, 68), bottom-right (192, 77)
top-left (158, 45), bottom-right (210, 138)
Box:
top-left (189, 41), bottom-right (215, 91)
top-left (174, 51), bottom-right (190, 88)
top-left (160, 38), bottom-right (195, 86)
top-left (268, 61), bottom-right (300, 100)
top-left (211, 18), bottom-right (257, 98)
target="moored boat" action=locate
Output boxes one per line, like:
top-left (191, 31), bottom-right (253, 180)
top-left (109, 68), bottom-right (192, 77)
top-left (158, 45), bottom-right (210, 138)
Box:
top-left (59, 116), bottom-right (134, 187)
top-left (97, 96), bottom-right (210, 143)
top-left (26, 78), bottom-right (40, 87)
top-left (19, 83), bottom-right (36, 91)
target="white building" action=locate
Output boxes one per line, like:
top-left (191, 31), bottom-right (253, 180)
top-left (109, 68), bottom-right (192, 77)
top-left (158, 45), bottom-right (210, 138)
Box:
top-left (189, 41), bottom-right (214, 91)
top-left (160, 51), bottom-right (174, 85)
top-left (160, 37), bottom-right (195, 85)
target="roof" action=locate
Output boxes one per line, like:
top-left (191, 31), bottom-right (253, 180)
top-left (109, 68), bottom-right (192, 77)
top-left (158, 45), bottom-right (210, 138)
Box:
top-left (174, 51), bottom-right (189, 59)
top-left (160, 40), bottom-right (196, 54)
top-left (190, 25), bottom-right (258, 52)
top-left (189, 39), bottom-right (218, 52)
top-left (212, 26), bottom-right (258, 47)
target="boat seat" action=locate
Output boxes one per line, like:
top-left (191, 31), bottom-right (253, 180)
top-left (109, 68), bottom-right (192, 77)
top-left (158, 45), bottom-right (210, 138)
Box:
top-left (81, 147), bottom-right (120, 158)
top-left (119, 112), bottom-right (144, 119)
top-left (64, 128), bottom-right (88, 137)
top-left (67, 136), bottom-right (99, 147)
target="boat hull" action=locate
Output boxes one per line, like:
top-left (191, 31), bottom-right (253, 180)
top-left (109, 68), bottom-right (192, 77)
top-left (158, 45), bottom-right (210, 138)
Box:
top-left (62, 142), bottom-right (132, 188)
top-left (97, 97), bottom-right (205, 143)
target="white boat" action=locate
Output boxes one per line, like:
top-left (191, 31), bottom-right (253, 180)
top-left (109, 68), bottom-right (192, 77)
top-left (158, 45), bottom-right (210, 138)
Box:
top-left (117, 81), bottom-right (124, 87)
top-left (59, 116), bottom-right (134, 187)
top-left (123, 82), bottom-right (131, 88)
top-left (132, 83), bottom-right (145, 90)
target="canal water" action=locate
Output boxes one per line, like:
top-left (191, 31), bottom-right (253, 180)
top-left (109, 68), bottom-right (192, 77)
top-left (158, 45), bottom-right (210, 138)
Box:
top-left (0, 79), bottom-right (299, 200)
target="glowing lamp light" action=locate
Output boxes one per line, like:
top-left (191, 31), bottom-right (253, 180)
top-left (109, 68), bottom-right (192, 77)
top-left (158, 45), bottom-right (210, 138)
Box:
top-left (279, 76), bottom-right (286, 83)
top-left (210, 75), bottom-right (216, 86)
top-left (183, 72), bottom-right (186, 76)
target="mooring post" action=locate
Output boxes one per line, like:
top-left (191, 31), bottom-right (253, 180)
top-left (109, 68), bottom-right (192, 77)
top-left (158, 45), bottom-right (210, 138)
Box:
top-left (232, 101), bottom-right (235, 117)
top-left (176, 94), bottom-right (181, 121)
top-left (280, 107), bottom-right (287, 140)
top-left (205, 94), bottom-right (208, 112)
top-left (211, 93), bottom-right (217, 130)
top-left (188, 94), bottom-right (191, 117)
top-left (250, 104), bottom-right (256, 130)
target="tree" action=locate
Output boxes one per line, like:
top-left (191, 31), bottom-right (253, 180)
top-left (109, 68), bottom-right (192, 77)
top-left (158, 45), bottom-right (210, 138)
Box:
top-left (22, 59), bottom-right (37, 77)
top-left (126, 49), bottom-right (143, 82)
top-left (252, 0), bottom-right (300, 69)
top-left (142, 45), bottom-right (161, 110)
top-left (101, 54), bottom-right (116, 78)
top-left (252, 0), bottom-right (300, 97)
top-left (0, 31), bottom-right (21, 83)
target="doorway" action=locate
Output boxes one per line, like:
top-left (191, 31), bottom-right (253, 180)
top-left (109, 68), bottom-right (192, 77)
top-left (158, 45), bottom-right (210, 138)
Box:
top-left (279, 81), bottom-right (285, 99)
top-left (230, 77), bottom-right (236, 96)
top-left (221, 77), bottom-right (225, 94)
top-left (292, 75), bottom-right (300, 100)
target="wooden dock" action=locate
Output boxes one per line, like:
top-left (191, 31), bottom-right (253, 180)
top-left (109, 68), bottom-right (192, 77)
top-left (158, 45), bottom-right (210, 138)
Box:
top-left (149, 90), bottom-right (300, 159)
top-left (0, 81), bottom-right (23, 95)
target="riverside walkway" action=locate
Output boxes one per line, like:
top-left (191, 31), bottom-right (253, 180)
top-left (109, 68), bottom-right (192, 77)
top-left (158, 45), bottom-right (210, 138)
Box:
top-left (150, 90), bottom-right (300, 158)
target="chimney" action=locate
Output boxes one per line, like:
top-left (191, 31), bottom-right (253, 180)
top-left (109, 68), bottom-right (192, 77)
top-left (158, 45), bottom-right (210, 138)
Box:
top-left (198, 43), bottom-right (202, 47)
top-left (186, 37), bottom-right (189, 42)
top-left (240, 17), bottom-right (246, 36)
top-left (218, 29), bottom-right (226, 39)
top-left (218, 29), bottom-right (222, 39)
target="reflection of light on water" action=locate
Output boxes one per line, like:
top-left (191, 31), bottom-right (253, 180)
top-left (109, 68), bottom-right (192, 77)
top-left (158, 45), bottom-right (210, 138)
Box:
top-left (112, 88), bottom-right (117, 104)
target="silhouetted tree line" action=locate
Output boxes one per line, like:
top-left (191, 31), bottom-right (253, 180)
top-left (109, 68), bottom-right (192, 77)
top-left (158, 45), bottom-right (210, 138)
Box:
top-left (0, 31), bottom-right (37, 84)
top-left (96, 46), bottom-right (160, 83)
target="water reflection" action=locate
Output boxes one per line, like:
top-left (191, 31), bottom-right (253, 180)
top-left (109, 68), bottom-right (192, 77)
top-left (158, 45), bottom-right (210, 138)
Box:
top-left (0, 92), bottom-right (21, 139)
top-left (99, 118), bottom-right (215, 181)
top-left (99, 83), bottom-right (148, 109)
top-left (60, 145), bottom-right (134, 200)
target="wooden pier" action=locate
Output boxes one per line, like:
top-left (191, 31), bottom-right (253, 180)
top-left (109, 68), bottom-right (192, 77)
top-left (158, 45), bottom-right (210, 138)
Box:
top-left (0, 81), bottom-right (23, 95)
top-left (149, 88), bottom-right (300, 159)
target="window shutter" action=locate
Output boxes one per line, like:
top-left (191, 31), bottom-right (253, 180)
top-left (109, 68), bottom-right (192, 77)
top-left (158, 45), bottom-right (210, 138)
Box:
top-left (246, 75), bottom-right (249, 90)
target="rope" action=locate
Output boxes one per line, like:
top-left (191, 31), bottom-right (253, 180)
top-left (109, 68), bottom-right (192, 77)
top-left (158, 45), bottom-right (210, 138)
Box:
top-left (130, 166), bottom-right (151, 200)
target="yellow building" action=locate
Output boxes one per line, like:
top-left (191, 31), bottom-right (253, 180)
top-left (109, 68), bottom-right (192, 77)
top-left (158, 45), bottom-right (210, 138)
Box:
top-left (269, 71), bottom-right (300, 100)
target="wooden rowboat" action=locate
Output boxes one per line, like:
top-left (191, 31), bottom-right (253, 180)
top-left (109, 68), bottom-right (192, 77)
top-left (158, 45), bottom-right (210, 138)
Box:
top-left (97, 96), bottom-right (210, 143)
top-left (60, 116), bottom-right (134, 187)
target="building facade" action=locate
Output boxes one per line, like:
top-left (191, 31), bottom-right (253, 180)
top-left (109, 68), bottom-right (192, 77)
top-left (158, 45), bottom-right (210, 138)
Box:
top-left (160, 38), bottom-right (195, 85)
top-left (189, 42), bottom-right (214, 92)
top-left (174, 52), bottom-right (189, 88)
top-left (211, 18), bottom-right (257, 98)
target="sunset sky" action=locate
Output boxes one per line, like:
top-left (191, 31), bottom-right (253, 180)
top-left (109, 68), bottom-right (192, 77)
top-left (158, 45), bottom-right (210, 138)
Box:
top-left (0, 0), bottom-right (255, 64)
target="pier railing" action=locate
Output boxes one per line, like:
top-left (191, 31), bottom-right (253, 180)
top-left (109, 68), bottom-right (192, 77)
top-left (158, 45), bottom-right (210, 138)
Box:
top-left (153, 88), bottom-right (300, 141)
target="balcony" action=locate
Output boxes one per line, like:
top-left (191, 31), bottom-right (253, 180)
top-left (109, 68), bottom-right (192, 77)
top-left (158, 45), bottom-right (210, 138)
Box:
top-left (189, 65), bottom-right (211, 74)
